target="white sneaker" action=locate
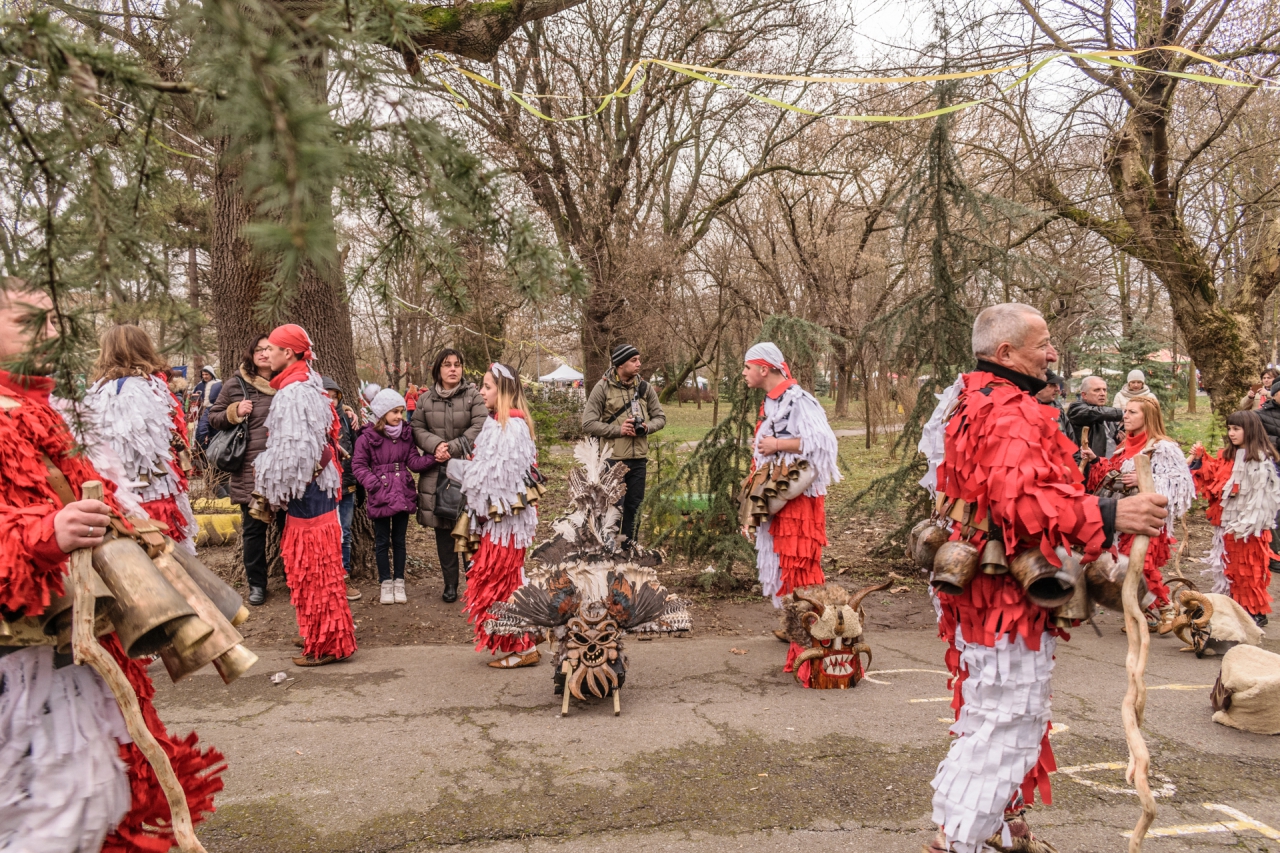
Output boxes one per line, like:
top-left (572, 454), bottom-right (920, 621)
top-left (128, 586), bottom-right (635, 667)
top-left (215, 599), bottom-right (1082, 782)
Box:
top-left (394, 578), bottom-right (407, 604)
top-left (380, 580), bottom-right (394, 605)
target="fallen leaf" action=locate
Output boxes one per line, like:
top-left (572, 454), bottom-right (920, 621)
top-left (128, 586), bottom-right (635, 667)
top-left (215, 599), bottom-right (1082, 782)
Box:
top-left (890, 585), bottom-right (910, 594)
top-left (887, 571), bottom-right (904, 580)
top-left (730, 648), bottom-right (748, 655)
top-left (757, 772), bottom-right (768, 777)
top-left (295, 750), bottom-right (304, 755)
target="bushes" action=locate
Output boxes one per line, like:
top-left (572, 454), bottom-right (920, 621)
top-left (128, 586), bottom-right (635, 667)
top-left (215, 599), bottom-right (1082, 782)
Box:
top-left (529, 385), bottom-right (585, 442)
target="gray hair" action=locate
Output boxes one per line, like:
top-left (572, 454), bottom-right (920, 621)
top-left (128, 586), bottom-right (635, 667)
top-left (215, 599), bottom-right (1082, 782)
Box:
top-left (1080, 375), bottom-right (1107, 393)
top-left (971, 303), bottom-right (1043, 359)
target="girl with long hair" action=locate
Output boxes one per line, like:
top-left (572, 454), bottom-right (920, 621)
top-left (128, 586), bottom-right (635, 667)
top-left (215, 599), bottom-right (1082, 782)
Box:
top-left (449, 362), bottom-right (542, 668)
top-left (1084, 396), bottom-right (1194, 623)
top-left (80, 324), bottom-right (199, 551)
top-left (1191, 409), bottom-right (1280, 626)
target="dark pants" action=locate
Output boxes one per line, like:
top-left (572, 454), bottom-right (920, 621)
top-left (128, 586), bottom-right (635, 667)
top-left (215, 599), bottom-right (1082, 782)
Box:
top-left (617, 458), bottom-right (647, 544)
top-left (338, 491), bottom-right (355, 573)
top-left (434, 525), bottom-right (462, 587)
top-left (374, 512), bottom-right (410, 582)
top-left (240, 505), bottom-right (285, 590)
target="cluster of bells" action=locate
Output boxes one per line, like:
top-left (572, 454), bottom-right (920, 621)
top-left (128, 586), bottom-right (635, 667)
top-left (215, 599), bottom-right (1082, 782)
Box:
top-left (909, 517), bottom-right (1142, 626)
top-left (739, 459), bottom-right (816, 537)
top-left (42, 526), bottom-right (257, 684)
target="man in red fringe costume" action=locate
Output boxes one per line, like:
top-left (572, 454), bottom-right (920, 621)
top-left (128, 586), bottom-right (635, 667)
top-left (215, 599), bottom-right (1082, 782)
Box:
top-left (743, 342), bottom-right (845, 684)
top-left (253, 324), bottom-right (357, 667)
top-left (924, 304), bottom-right (1167, 853)
top-left (0, 278), bottom-right (223, 851)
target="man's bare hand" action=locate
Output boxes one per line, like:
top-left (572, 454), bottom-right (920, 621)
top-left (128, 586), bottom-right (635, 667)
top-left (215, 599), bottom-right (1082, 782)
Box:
top-left (54, 499), bottom-right (113, 553)
top-left (1114, 493), bottom-right (1168, 537)
top-left (620, 421), bottom-right (637, 437)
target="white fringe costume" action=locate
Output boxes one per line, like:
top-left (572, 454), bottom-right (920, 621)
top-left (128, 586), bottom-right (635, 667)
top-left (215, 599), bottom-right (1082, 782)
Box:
top-left (254, 371), bottom-right (342, 506)
top-left (747, 343), bottom-right (840, 607)
top-left (0, 647), bottom-right (131, 853)
top-left (1196, 448), bottom-right (1280, 608)
top-left (930, 627), bottom-right (1056, 852)
top-left (76, 375), bottom-right (198, 550)
top-left (451, 414), bottom-right (540, 654)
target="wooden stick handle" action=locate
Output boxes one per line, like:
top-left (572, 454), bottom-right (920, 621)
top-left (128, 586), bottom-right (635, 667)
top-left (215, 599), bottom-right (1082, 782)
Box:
top-left (71, 481), bottom-right (208, 853)
top-left (1078, 426), bottom-right (1091, 474)
top-left (1121, 457), bottom-right (1157, 851)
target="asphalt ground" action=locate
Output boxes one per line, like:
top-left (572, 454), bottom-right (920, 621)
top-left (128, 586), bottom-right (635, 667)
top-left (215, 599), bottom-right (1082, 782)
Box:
top-left (155, 599), bottom-right (1280, 853)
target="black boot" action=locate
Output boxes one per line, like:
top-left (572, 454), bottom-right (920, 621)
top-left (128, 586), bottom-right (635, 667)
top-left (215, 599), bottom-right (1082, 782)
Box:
top-left (442, 583), bottom-right (458, 603)
top-left (1253, 612), bottom-right (1269, 627)
top-left (249, 586), bottom-right (266, 606)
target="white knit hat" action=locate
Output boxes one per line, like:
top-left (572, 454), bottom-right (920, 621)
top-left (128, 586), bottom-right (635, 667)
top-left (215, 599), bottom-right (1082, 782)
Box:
top-left (1127, 369), bottom-right (1145, 384)
top-left (370, 388), bottom-right (407, 421)
top-left (361, 382), bottom-right (382, 403)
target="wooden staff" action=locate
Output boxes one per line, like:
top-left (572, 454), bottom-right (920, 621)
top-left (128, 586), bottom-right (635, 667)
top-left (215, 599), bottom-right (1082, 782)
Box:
top-left (70, 482), bottom-right (208, 853)
top-left (1121, 457), bottom-right (1157, 851)
top-left (1077, 426), bottom-right (1091, 474)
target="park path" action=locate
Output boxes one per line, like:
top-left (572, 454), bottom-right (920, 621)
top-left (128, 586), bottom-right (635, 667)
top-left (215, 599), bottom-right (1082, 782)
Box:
top-left (161, 583), bottom-right (1280, 853)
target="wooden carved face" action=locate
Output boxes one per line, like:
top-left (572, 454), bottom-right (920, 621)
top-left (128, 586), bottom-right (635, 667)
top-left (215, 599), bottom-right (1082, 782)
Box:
top-left (564, 612), bottom-right (621, 700)
top-left (797, 604), bottom-right (871, 689)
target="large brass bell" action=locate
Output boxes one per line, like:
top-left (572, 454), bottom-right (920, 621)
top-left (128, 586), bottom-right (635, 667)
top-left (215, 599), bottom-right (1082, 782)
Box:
top-left (1009, 546), bottom-right (1085, 609)
top-left (978, 539), bottom-right (1009, 575)
top-left (1051, 573), bottom-right (1091, 627)
top-left (931, 540), bottom-right (979, 596)
top-left (152, 550), bottom-right (258, 684)
top-left (914, 523), bottom-right (950, 570)
top-left (92, 536), bottom-right (212, 658)
top-left (169, 543), bottom-right (249, 627)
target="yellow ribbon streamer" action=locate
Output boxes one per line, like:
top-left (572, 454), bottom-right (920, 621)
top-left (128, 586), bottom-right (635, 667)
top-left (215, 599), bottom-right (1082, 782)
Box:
top-left (426, 45), bottom-right (1274, 125)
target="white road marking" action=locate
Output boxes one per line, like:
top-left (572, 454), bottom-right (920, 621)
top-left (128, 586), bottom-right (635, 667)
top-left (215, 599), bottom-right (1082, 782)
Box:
top-left (862, 668), bottom-right (950, 685)
top-left (909, 697), bottom-right (953, 703)
top-left (1123, 803), bottom-right (1280, 840)
top-left (1147, 683), bottom-right (1212, 691)
top-left (1054, 761), bottom-right (1176, 798)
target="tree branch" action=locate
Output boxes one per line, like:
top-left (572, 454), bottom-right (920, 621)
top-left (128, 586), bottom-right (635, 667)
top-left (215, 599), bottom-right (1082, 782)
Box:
top-left (403, 0), bottom-right (587, 63)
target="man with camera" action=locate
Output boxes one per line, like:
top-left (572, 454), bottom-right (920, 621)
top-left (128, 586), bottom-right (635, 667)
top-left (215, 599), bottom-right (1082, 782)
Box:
top-left (582, 343), bottom-right (666, 546)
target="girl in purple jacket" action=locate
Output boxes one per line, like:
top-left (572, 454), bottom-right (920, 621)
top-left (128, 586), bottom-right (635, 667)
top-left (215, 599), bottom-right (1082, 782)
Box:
top-left (353, 389), bottom-right (435, 604)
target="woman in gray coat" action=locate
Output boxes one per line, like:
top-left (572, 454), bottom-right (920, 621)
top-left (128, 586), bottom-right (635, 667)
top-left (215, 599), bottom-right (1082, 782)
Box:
top-left (410, 348), bottom-right (488, 602)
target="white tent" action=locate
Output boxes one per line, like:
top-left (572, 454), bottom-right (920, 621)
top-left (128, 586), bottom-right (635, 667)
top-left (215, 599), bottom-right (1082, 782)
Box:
top-left (539, 364), bottom-right (584, 383)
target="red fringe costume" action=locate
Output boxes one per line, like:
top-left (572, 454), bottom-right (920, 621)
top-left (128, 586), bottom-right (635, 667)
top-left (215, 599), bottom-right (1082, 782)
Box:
top-left (464, 536), bottom-right (532, 654)
top-left (1193, 449), bottom-right (1277, 617)
top-left (1085, 433), bottom-right (1178, 606)
top-left (0, 370), bottom-right (224, 850)
top-left (254, 353), bottom-right (357, 661)
top-left (769, 494), bottom-right (829, 594)
top-left (929, 368), bottom-right (1109, 852)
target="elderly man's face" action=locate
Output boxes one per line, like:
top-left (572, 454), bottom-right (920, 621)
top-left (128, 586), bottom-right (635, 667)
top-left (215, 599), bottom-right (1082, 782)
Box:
top-left (1081, 379), bottom-right (1108, 406)
top-left (1035, 383), bottom-right (1059, 404)
top-left (994, 314), bottom-right (1057, 380)
top-left (0, 288), bottom-right (57, 371)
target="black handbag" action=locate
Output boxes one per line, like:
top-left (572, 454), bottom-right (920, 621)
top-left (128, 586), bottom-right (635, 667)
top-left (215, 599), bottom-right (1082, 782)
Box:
top-left (206, 377), bottom-right (249, 473)
top-left (434, 466), bottom-right (464, 522)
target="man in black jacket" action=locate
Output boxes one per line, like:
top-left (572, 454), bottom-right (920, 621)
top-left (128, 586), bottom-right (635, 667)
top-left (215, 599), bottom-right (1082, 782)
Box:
top-left (1067, 375), bottom-right (1122, 476)
top-left (1255, 381), bottom-right (1280, 450)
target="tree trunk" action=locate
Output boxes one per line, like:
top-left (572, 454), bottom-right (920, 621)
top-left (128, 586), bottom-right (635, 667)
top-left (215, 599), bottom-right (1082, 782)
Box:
top-left (187, 246), bottom-right (203, 375)
top-left (1187, 357), bottom-right (1197, 414)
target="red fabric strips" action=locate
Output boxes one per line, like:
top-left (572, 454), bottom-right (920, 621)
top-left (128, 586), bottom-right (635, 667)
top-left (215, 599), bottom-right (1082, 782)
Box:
top-left (140, 496), bottom-right (191, 545)
top-left (770, 494), bottom-right (828, 598)
top-left (99, 634), bottom-right (225, 853)
top-left (464, 535), bottom-right (534, 653)
top-left (1222, 531), bottom-right (1274, 615)
top-left (282, 511), bottom-right (357, 659)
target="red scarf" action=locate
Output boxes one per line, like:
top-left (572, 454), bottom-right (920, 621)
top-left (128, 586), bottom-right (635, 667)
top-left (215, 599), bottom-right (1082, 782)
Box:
top-left (1116, 431), bottom-right (1148, 462)
top-left (0, 369), bottom-right (55, 402)
top-left (270, 359), bottom-right (311, 390)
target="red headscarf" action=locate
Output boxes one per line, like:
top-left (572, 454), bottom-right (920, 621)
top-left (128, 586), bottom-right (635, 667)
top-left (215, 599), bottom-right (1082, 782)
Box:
top-left (268, 324), bottom-right (314, 362)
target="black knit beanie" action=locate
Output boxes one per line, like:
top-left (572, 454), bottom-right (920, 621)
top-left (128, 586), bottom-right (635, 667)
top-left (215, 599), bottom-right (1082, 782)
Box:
top-left (611, 344), bottom-right (639, 368)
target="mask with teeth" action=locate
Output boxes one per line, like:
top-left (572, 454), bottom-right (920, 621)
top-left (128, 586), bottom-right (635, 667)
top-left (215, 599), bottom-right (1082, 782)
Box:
top-left (781, 581), bottom-right (889, 689)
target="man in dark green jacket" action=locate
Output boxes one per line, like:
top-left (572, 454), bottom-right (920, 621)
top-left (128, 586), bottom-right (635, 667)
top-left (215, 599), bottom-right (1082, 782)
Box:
top-left (581, 343), bottom-right (666, 544)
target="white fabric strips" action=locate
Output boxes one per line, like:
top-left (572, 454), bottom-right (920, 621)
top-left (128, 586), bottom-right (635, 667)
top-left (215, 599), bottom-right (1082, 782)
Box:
top-left (931, 627), bottom-right (1055, 853)
top-left (1203, 527), bottom-right (1231, 595)
top-left (1220, 449), bottom-right (1280, 539)
top-left (0, 647), bottom-right (131, 853)
top-left (458, 417), bottom-right (539, 549)
top-left (755, 518), bottom-right (783, 607)
top-left (80, 376), bottom-right (181, 505)
top-left (752, 384), bottom-right (841, 496)
top-left (1119, 439), bottom-right (1194, 535)
top-left (255, 371), bottom-right (341, 505)
top-left (919, 374), bottom-right (965, 498)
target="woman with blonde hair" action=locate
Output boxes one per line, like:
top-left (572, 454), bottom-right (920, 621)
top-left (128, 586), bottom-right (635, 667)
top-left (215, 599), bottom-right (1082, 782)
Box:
top-left (77, 324), bottom-right (199, 551)
top-left (1084, 396), bottom-right (1194, 624)
top-left (448, 362), bottom-right (542, 668)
